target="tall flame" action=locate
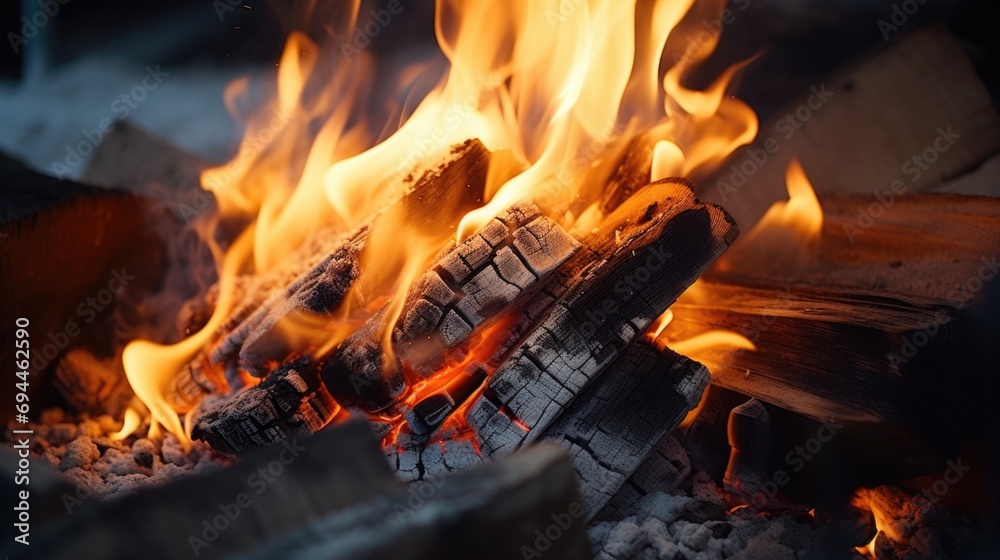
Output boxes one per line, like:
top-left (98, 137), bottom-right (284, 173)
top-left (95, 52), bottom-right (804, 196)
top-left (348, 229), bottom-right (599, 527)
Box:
top-left (122, 0), bottom-right (760, 441)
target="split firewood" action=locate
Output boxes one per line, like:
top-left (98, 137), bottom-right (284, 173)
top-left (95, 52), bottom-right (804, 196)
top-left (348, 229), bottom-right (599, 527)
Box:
top-left (321, 199), bottom-right (580, 412)
top-left (539, 339), bottom-right (709, 519)
top-left (714, 193), bottom-right (1000, 303)
top-left (52, 349), bottom-right (134, 418)
top-left (191, 356), bottom-right (338, 456)
top-left (662, 280), bottom-right (980, 428)
top-left (466, 178), bottom-right (738, 456)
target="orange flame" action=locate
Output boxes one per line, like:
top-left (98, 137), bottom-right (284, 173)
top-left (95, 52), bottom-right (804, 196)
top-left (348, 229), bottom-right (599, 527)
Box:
top-left (745, 157), bottom-right (824, 243)
top-left (121, 0), bottom-right (760, 442)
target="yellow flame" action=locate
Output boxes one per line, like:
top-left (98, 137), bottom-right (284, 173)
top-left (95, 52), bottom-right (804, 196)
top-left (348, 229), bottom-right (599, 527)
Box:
top-left (122, 0), bottom-right (761, 439)
top-left (668, 330), bottom-right (756, 356)
top-left (123, 228), bottom-right (253, 442)
top-left (650, 309), bottom-right (675, 339)
top-left (109, 407), bottom-right (141, 441)
top-left (753, 157), bottom-right (823, 241)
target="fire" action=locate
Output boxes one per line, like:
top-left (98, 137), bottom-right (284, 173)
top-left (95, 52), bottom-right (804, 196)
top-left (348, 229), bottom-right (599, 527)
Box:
top-left (740, 157), bottom-right (824, 245)
top-left (121, 0), bottom-right (760, 442)
top-left (108, 407), bottom-right (141, 441)
top-left (852, 489), bottom-right (901, 559)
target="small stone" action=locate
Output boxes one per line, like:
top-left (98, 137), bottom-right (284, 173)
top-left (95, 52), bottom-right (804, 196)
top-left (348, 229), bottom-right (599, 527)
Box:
top-left (99, 448), bottom-right (138, 476)
top-left (131, 439), bottom-right (156, 469)
top-left (48, 423), bottom-right (79, 445)
top-left (61, 437), bottom-right (101, 470)
top-left (683, 499), bottom-right (727, 523)
top-left (78, 420), bottom-right (102, 438)
top-left (161, 434), bottom-right (187, 466)
top-left (676, 522), bottom-right (712, 551)
top-left (711, 521), bottom-right (733, 539)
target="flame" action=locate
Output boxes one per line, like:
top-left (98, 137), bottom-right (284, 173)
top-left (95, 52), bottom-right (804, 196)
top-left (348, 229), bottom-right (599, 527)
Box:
top-left (651, 305), bottom-right (756, 430)
top-left (123, 228), bottom-right (253, 442)
top-left (121, 0), bottom-right (760, 443)
top-left (852, 489), bottom-right (900, 559)
top-left (667, 330), bottom-right (755, 356)
top-left (109, 407), bottom-right (141, 441)
top-left (746, 158), bottom-right (824, 243)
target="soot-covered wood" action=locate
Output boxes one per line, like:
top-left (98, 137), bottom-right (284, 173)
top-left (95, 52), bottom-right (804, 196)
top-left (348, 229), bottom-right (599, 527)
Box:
top-left (191, 357), bottom-right (338, 456)
top-left (321, 198), bottom-right (579, 412)
top-left (540, 340), bottom-right (709, 519)
top-left (467, 179), bottom-right (738, 456)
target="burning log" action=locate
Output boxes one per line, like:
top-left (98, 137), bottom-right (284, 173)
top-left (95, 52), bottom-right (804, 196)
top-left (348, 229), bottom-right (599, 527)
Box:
top-left (164, 352), bottom-right (228, 414)
top-left (187, 139), bottom-right (495, 447)
top-left (599, 126), bottom-right (663, 214)
top-left (321, 199), bottom-right (580, 412)
top-left (467, 178), bottom-right (738, 456)
top-left (540, 340), bottom-right (709, 519)
top-left (191, 356), bottom-right (338, 456)
top-left (231, 229), bottom-right (368, 376)
top-left (199, 138), bottom-right (491, 378)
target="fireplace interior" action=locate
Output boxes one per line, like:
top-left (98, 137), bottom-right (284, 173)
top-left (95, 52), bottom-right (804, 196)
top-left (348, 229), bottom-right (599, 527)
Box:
top-left (2, 1), bottom-right (1000, 559)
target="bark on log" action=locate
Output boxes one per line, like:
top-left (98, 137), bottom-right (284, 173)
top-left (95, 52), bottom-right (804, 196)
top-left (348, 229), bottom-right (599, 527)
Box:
top-left (467, 178), bottom-right (738, 456)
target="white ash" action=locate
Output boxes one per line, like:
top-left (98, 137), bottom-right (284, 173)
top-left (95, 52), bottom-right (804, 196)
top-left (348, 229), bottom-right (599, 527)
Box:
top-left (3, 408), bottom-right (229, 501)
top-left (589, 472), bottom-right (823, 560)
